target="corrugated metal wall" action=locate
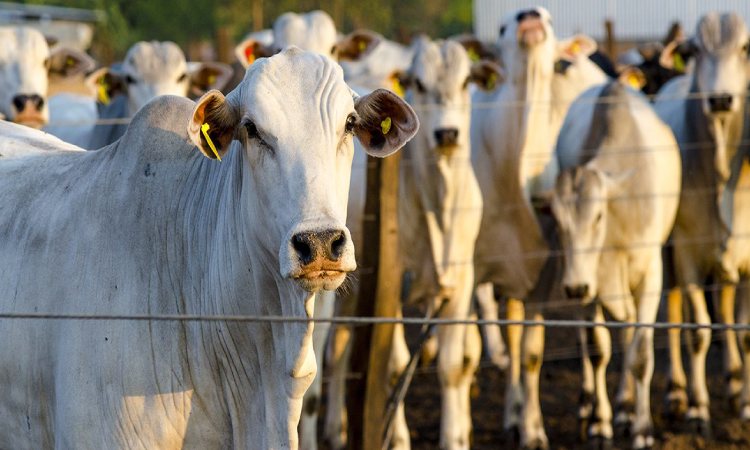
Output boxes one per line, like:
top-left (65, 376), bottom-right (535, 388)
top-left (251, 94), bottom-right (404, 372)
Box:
top-left (473, 0), bottom-right (750, 43)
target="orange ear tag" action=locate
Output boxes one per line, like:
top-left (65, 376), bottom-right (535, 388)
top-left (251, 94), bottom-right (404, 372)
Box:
top-left (391, 76), bottom-right (405, 97)
top-left (201, 123), bottom-right (222, 162)
top-left (627, 73), bottom-right (641, 90)
top-left (244, 46), bottom-right (256, 65)
top-left (571, 42), bottom-right (581, 55)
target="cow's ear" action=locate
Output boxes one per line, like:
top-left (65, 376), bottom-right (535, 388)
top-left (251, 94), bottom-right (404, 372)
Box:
top-left (44, 35), bottom-right (59, 48)
top-left (188, 62), bottom-right (234, 98)
top-left (188, 90), bottom-right (240, 160)
top-left (531, 189), bottom-right (554, 215)
top-left (618, 66), bottom-right (647, 91)
top-left (557, 35), bottom-right (597, 61)
top-left (469, 60), bottom-right (504, 91)
top-left (235, 38), bottom-right (277, 69)
top-left (353, 88), bottom-right (418, 157)
top-left (453, 34), bottom-right (501, 63)
top-left (48, 47), bottom-right (96, 77)
top-left (659, 38), bottom-right (696, 72)
top-left (85, 68), bottom-right (124, 105)
top-left (335, 30), bottom-right (382, 61)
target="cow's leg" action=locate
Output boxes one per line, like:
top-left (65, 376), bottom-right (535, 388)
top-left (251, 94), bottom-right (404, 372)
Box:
top-left (614, 311), bottom-right (636, 437)
top-left (684, 284), bottom-right (712, 437)
top-left (665, 287), bottom-right (688, 420)
top-left (737, 282), bottom-right (750, 420)
top-left (578, 326), bottom-right (595, 442)
top-left (438, 272), bottom-right (479, 450)
top-left (718, 284), bottom-right (742, 410)
top-left (324, 294), bottom-right (356, 450)
top-left (520, 312), bottom-right (547, 450)
top-left (422, 300), bottom-right (439, 367)
top-left (504, 297), bottom-right (525, 440)
top-left (388, 316), bottom-right (412, 450)
top-left (585, 303), bottom-right (613, 448)
top-left (300, 290), bottom-right (336, 450)
top-left (627, 258), bottom-right (661, 449)
top-left (475, 282), bottom-right (509, 370)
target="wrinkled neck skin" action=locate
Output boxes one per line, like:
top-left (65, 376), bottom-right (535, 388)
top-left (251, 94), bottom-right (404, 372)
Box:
top-left (180, 141), bottom-right (316, 449)
top-left (406, 103), bottom-right (472, 284)
top-left (509, 45), bottom-right (556, 199)
top-left (687, 75), bottom-right (747, 256)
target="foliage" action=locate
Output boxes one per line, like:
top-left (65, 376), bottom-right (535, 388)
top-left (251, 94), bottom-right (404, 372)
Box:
top-left (12, 0), bottom-right (475, 59)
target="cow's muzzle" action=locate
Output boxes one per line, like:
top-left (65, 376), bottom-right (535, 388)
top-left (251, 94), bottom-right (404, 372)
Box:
top-left (284, 227), bottom-right (356, 292)
top-left (12, 94), bottom-right (47, 128)
top-left (516, 13), bottom-right (546, 47)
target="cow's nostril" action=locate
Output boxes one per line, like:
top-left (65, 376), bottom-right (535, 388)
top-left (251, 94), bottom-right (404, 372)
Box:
top-left (708, 94), bottom-right (733, 113)
top-left (434, 128), bottom-right (459, 147)
top-left (12, 95), bottom-right (27, 112)
top-left (564, 284), bottom-right (589, 299)
top-left (330, 232), bottom-right (346, 261)
top-left (292, 234), bottom-right (313, 265)
top-left (31, 95), bottom-right (44, 111)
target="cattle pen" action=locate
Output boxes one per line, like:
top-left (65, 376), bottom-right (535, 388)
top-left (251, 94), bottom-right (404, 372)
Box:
top-left (4, 2), bottom-right (750, 449)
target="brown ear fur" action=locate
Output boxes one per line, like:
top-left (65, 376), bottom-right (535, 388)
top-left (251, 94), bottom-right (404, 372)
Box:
top-left (188, 90), bottom-right (240, 159)
top-left (336, 30), bottom-right (383, 61)
top-left (354, 88), bottom-right (418, 157)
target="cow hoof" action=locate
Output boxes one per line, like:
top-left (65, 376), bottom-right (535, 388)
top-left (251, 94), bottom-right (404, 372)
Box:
top-left (587, 436), bottom-right (613, 450)
top-left (663, 390), bottom-right (687, 422)
top-left (687, 418), bottom-right (712, 439)
top-left (491, 351), bottom-right (510, 371)
top-left (504, 426), bottom-right (520, 445)
top-left (633, 433), bottom-right (655, 450)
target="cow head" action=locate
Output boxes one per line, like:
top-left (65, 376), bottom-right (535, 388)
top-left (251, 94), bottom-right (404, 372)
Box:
top-left (397, 39), bottom-right (502, 154)
top-left (0, 28), bottom-right (55, 128)
top-left (551, 166), bottom-right (632, 301)
top-left (496, 7), bottom-right (557, 80)
top-left (234, 11), bottom-right (382, 69)
top-left (98, 41), bottom-right (232, 116)
top-left (665, 13), bottom-right (750, 117)
top-left (187, 47), bottom-right (418, 292)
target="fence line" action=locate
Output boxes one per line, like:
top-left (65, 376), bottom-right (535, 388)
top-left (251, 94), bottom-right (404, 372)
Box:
top-left (0, 312), bottom-right (748, 331)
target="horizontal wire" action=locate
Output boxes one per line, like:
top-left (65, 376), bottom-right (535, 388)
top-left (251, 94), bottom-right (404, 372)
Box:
top-left (0, 312), bottom-right (747, 331)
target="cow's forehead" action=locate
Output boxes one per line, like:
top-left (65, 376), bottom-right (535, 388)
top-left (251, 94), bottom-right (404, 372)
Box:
top-left (123, 41), bottom-right (187, 79)
top-left (273, 11), bottom-right (337, 56)
top-left (499, 6), bottom-right (552, 30)
top-left (555, 168), bottom-right (606, 217)
top-left (239, 47), bottom-right (353, 131)
top-left (696, 12), bottom-right (749, 54)
top-left (412, 41), bottom-right (470, 90)
top-left (0, 27), bottom-right (48, 61)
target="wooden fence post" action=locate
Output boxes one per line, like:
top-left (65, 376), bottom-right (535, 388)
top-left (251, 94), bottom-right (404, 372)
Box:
top-left (605, 19), bottom-right (616, 61)
top-left (346, 152), bottom-right (402, 450)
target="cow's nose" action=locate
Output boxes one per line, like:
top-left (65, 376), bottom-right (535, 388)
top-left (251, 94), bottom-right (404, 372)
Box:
top-left (708, 94), bottom-right (733, 113)
top-left (12, 94), bottom-right (45, 112)
top-left (564, 284), bottom-right (589, 299)
top-left (291, 229), bottom-right (348, 266)
top-left (434, 128), bottom-right (459, 147)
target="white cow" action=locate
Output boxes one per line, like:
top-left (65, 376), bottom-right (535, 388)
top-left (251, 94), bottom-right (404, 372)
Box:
top-left (0, 120), bottom-right (83, 158)
top-left (553, 82), bottom-right (680, 449)
top-left (654, 12), bottom-right (750, 435)
top-left (469, 7), bottom-right (606, 448)
top-left (45, 41), bottom-right (233, 149)
top-left (0, 47), bottom-right (417, 450)
top-left (339, 36), bottom-right (417, 92)
top-left (0, 27), bottom-right (91, 129)
top-left (384, 39), bottom-right (501, 449)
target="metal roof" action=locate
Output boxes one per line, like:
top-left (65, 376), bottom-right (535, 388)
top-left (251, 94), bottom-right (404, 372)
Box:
top-left (0, 2), bottom-right (105, 24)
top-left (473, 0), bottom-right (750, 43)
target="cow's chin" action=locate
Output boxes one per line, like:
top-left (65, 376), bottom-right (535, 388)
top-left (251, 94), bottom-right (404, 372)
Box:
top-left (435, 144), bottom-right (460, 157)
top-left (294, 271), bottom-right (348, 292)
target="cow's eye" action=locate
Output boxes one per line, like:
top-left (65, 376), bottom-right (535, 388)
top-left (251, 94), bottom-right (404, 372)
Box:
top-left (415, 79), bottom-right (427, 94)
top-left (595, 212), bottom-right (602, 224)
top-left (43, 58), bottom-right (50, 70)
top-left (345, 114), bottom-right (357, 133)
top-left (743, 42), bottom-right (749, 54)
top-left (125, 75), bottom-right (137, 85)
top-left (177, 72), bottom-right (187, 82)
top-left (245, 121), bottom-right (259, 139)
top-left (499, 26), bottom-right (507, 37)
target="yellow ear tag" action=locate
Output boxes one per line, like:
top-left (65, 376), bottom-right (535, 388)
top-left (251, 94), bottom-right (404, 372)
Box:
top-left (571, 41), bottom-right (581, 55)
top-left (358, 40), bottom-right (367, 52)
top-left (468, 47), bottom-right (480, 62)
top-left (97, 78), bottom-right (110, 105)
top-left (201, 123), bottom-right (222, 162)
top-left (391, 76), bottom-right (404, 97)
top-left (66, 57), bottom-right (75, 67)
top-left (381, 117), bottom-right (392, 135)
top-left (627, 73), bottom-right (641, 90)
top-left (673, 52), bottom-right (685, 72)
top-left (208, 74), bottom-right (216, 86)
top-left (487, 72), bottom-right (498, 90)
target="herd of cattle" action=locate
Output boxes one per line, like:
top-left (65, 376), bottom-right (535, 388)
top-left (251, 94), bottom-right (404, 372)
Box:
top-left (0, 5), bottom-right (749, 450)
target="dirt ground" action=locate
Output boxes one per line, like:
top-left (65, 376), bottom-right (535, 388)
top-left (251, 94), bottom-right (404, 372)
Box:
top-left (320, 305), bottom-right (750, 449)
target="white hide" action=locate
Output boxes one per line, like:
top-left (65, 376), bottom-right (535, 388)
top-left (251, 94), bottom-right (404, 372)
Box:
top-left (0, 27), bottom-right (50, 127)
top-left (0, 47), bottom-right (416, 450)
top-left (0, 119), bottom-right (83, 158)
top-left (554, 82), bottom-right (681, 448)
